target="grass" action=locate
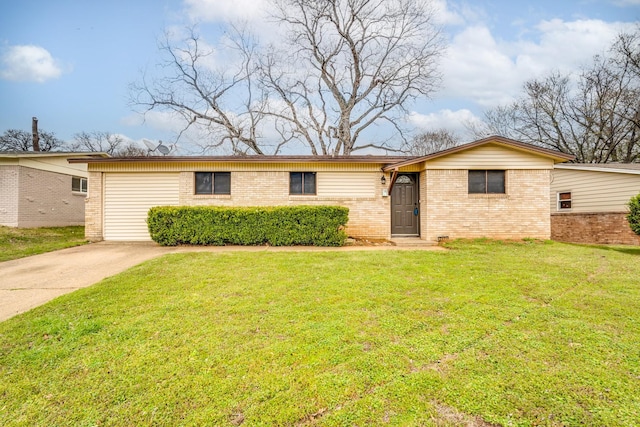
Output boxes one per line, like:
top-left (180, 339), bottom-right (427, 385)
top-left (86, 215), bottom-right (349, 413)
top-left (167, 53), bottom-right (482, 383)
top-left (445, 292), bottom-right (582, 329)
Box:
top-left (0, 226), bottom-right (87, 262)
top-left (0, 240), bottom-right (639, 426)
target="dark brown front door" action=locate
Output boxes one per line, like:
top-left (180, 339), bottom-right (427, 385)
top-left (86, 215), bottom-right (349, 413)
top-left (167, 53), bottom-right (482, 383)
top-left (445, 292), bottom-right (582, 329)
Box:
top-left (391, 174), bottom-right (419, 236)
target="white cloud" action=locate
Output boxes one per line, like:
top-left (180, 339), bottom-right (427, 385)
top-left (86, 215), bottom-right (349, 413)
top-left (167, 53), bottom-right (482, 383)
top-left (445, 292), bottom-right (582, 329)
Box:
top-left (432, 0), bottom-right (487, 26)
top-left (183, 0), bottom-right (268, 23)
top-left (431, 0), bottom-right (464, 26)
top-left (0, 45), bottom-right (64, 83)
top-left (612, 0), bottom-right (640, 5)
top-left (407, 108), bottom-right (483, 140)
top-left (438, 19), bottom-right (635, 108)
top-left (439, 25), bottom-right (520, 106)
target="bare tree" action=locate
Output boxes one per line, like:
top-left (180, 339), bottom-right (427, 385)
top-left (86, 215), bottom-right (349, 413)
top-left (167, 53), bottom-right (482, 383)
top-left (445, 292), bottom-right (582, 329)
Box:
top-left (402, 128), bottom-right (459, 156)
top-left (117, 144), bottom-right (149, 157)
top-left (70, 131), bottom-right (124, 155)
top-left (131, 26), bottom-right (271, 155)
top-left (68, 131), bottom-right (148, 157)
top-left (263, 0), bottom-right (443, 155)
top-left (613, 24), bottom-right (640, 78)
top-left (131, 0), bottom-right (443, 155)
top-left (0, 129), bottom-right (66, 152)
top-left (473, 28), bottom-right (640, 163)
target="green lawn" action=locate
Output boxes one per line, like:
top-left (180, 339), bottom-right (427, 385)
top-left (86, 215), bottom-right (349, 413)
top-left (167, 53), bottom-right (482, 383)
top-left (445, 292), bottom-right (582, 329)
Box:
top-left (0, 226), bottom-right (87, 262)
top-left (1, 240), bottom-right (639, 426)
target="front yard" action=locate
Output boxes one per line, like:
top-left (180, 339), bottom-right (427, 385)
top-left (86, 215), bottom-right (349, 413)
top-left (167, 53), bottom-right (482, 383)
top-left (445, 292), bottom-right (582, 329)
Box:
top-left (0, 240), bottom-right (638, 425)
top-left (0, 225), bottom-right (86, 262)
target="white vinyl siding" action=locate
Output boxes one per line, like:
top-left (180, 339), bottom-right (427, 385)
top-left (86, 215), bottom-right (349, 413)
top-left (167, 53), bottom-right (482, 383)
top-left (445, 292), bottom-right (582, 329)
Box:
top-left (425, 144), bottom-right (553, 170)
top-left (551, 168), bottom-right (640, 213)
top-left (317, 172), bottom-right (375, 197)
top-left (104, 173), bottom-right (179, 241)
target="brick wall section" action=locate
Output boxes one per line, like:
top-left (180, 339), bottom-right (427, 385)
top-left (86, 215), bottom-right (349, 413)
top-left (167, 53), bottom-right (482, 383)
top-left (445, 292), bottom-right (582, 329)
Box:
top-left (0, 165), bottom-right (19, 226)
top-left (178, 171), bottom-right (391, 239)
top-left (423, 169), bottom-right (551, 242)
top-left (4, 166), bottom-right (86, 227)
top-left (551, 212), bottom-right (640, 245)
top-left (85, 172), bottom-right (103, 241)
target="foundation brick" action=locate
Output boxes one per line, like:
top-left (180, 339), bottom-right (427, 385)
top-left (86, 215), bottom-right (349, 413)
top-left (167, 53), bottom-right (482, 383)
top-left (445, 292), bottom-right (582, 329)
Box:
top-left (551, 212), bottom-right (640, 245)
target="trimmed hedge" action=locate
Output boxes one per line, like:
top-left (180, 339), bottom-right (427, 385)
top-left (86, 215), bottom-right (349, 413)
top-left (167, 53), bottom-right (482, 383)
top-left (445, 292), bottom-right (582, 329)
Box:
top-left (628, 194), bottom-right (640, 236)
top-left (147, 205), bottom-right (349, 246)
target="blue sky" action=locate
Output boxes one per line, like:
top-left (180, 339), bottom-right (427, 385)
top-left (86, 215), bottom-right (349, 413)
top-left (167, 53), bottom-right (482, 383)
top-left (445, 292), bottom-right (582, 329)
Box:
top-left (1, 0), bottom-right (639, 154)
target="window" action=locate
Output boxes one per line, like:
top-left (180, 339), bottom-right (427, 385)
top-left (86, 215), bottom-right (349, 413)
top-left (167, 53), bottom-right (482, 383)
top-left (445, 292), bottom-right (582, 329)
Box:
top-left (195, 172), bottom-right (231, 195)
top-left (468, 170), bottom-right (505, 194)
top-left (72, 176), bottom-right (87, 193)
top-left (290, 172), bottom-right (316, 195)
top-left (558, 192), bottom-right (572, 210)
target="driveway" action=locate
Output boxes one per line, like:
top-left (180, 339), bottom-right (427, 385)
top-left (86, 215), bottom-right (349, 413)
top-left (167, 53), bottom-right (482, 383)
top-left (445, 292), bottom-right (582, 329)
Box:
top-left (0, 242), bottom-right (178, 322)
top-left (0, 241), bottom-right (444, 322)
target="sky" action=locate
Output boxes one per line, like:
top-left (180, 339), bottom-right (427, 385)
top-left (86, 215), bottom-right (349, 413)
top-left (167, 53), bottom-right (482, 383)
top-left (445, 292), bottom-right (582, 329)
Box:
top-left (1, 0), bottom-right (639, 154)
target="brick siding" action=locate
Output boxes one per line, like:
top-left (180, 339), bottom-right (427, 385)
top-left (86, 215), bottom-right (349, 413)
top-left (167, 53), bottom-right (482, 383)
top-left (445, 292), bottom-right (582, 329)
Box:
top-left (551, 212), bottom-right (640, 245)
top-left (85, 168), bottom-right (556, 243)
top-left (0, 165), bottom-right (19, 226)
top-left (423, 169), bottom-right (551, 242)
top-left (179, 171), bottom-right (391, 240)
top-left (84, 172), bottom-right (103, 241)
top-left (1, 166), bottom-right (85, 228)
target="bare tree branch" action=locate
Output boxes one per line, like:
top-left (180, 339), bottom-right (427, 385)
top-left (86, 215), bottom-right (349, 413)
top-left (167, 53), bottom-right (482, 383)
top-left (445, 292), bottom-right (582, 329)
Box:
top-left (474, 27), bottom-right (640, 163)
top-left (266, 0), bottom-right (443, 155)
top-left (0, 129), bottom-right (66, 152)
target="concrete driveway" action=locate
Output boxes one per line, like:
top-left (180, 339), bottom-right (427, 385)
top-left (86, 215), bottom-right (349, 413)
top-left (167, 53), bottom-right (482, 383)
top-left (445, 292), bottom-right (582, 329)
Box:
top-left (0, 242), bottom-right (177, 322)
top-left (0, 241), bottom-right (443, 322)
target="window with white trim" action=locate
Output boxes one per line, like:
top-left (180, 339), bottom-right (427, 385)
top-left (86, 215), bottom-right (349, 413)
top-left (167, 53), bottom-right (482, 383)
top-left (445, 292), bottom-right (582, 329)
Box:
top-left (558, 192), bottom-right (572, 210)
top-left (72, 176), bottom-right (87, 193)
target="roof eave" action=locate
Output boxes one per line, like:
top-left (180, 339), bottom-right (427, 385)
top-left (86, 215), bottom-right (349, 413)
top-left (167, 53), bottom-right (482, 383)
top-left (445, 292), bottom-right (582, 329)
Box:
top-left (0, 151), bottom-right (110, 159)
top-left (68, 155), bottom-right (416, 165)
top-left (554, 164), bottom-right (640, 175)
top-left (382, 136), bottom-right (575, 171)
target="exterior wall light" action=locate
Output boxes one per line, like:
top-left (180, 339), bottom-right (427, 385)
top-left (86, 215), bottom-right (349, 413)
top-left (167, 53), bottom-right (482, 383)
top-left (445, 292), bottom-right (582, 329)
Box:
top-left (380, 175), bottom-right (386, 185)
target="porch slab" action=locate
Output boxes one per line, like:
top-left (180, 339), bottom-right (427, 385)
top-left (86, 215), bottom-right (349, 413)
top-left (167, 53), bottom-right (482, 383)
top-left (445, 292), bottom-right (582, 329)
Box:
top-left (390, 237), bottom-right (438, 247)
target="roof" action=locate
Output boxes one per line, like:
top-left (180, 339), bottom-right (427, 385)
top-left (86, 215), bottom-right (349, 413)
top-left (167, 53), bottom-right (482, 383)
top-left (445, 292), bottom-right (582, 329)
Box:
top-left (0, 151), bottom-right (109, 159)
top-left (555, 163), bottom-right (640, 175)
top-left (68, 154), bottom-right (415, 165)
top-left (382, 136), bottom-right (575, 171)
top-left (65, 136), bottom-right (575, 169)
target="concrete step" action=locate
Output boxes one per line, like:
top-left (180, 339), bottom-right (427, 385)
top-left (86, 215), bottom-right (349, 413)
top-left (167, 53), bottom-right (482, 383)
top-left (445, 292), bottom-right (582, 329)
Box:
top-left (390, 237), bottom-right (438, 247)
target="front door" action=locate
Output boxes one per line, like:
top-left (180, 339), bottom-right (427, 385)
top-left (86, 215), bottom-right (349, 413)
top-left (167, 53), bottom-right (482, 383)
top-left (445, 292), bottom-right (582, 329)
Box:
top-left (391, 173), bottom-right (419, 236)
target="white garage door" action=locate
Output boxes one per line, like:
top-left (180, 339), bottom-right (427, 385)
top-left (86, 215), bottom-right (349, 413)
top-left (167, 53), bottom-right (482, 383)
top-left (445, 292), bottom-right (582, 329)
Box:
top-left (104, 173), bottom-right (180, 241)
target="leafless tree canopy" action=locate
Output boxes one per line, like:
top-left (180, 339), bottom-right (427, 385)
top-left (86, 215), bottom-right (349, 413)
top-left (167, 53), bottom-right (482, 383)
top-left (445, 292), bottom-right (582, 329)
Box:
top-left (0, 129), bottom-right (65, 152)
top-left (131, 0), bottom-right (443, 155)
top-left (403, 128), bottom-right (459, 156)
top-left (131, 26), bottom-right (269, 155)
top-left (69, 131), bottom-right (148, 157)
top-left (472, 27), bottom-right (640, 163)
top-left (264, 0), bottom-right (443, 155)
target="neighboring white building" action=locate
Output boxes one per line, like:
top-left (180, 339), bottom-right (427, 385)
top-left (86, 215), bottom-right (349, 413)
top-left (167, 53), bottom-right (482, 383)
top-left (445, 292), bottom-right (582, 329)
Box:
top-left (0, 152), bottom-right (108, 227)
top-left (551, 163), bottom-right (640, 245)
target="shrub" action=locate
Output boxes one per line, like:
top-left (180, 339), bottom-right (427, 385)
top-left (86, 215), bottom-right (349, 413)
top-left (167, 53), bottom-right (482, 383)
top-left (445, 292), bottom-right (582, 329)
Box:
top-left (628, 194), bottom-right (640, 236)
top-left (147, 205), bottom-right (349, 246)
